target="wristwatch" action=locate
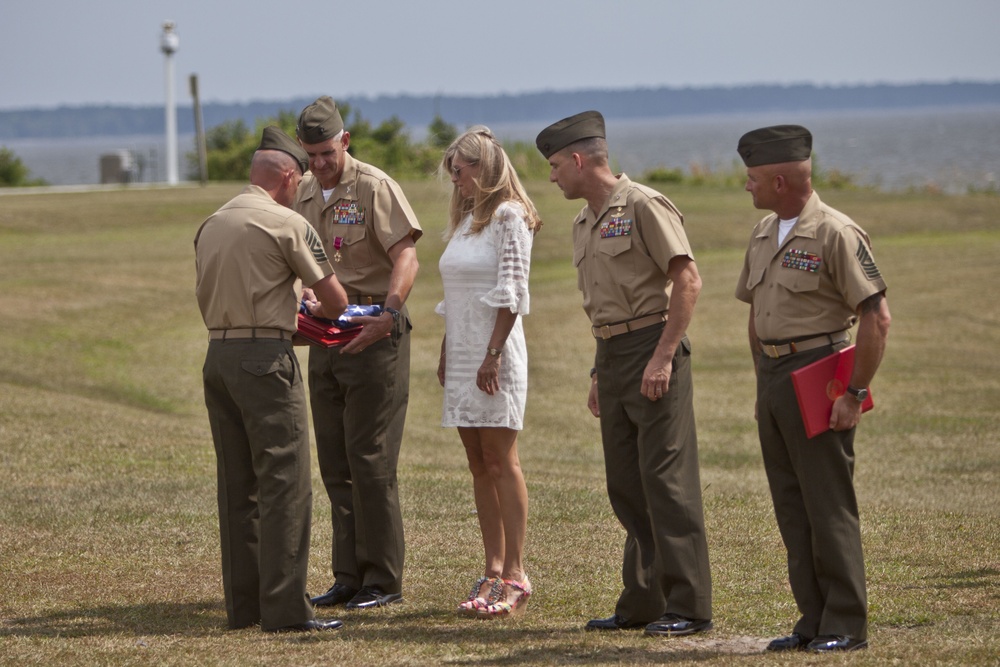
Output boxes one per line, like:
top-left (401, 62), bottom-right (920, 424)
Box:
top-left (383, 306), bottom-right (400, 323)
top-left (846, 385), bottom-right (869, 402)
top-left (487, 347), bottom-right (503, 357)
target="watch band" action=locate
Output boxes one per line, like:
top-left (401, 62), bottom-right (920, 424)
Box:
top-left (846, 385), bottom-right (868, 401)
top-left (487, 347), bottom-right (502, 357)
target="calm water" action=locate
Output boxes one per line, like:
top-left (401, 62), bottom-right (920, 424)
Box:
top-left (490, 106), bottom-right (1000, 194)
top-left (5, 106), bottom-right (999, 194)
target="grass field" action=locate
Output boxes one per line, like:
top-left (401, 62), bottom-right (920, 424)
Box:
top-left (1, 180), bottom-right (998, 666)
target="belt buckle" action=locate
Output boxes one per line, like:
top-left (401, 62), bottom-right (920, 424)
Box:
top-left (598, 325), bottom-right (612, 340)
top-left (763, 344), bottom-right (780, 358)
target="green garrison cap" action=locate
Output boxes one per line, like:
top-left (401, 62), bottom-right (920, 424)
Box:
top-left (257, 125), bottom-right (309, 174)
top-left (737, 125), bottom-right (813, 166)
top-left (296, 96), bottom-right (345, 145)
top-left (535, 110), bottom-right (606, 158)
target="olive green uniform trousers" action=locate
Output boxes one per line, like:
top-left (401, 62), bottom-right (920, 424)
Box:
top-left (595, 324), bottom-right (713, 624)
top-left (203, 338), bottom-right (314, 631)
top-left (756, 341), bottom-right (868, 640)
top-left (308, 309), bottom-right (410, 594)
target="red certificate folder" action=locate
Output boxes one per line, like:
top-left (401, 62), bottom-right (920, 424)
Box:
top-left (790, 345), bottom-right (874, 439)
top-left (296, 312), bottom-right (365, 348)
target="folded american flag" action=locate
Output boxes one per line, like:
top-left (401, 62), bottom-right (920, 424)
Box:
top-left (300, 300), bottom-right (382, 329)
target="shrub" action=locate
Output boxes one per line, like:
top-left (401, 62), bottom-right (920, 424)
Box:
top-left (190, 106), bottom-right (460, 182)
top-left (644, 167), bottom-right (685, 184)
top-left (0, 147), bottom-right (47, 187)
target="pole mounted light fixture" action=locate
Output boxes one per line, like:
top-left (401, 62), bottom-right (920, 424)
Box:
top-left (161, 21), bottom-right (179, 185)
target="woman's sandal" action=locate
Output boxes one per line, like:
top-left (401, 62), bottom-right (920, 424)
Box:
top-left (457, 576), bottom-right (503, 617)
top-left (477, 576), bottom-right (532, 618)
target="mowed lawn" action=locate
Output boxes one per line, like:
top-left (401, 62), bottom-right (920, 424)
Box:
top-left (0, 181), bottom-right (997, 666)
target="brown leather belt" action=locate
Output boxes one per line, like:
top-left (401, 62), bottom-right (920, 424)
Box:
top-left (758, 331), bottom-right (849, 359)
top-left (208, 328), bottom-right (290, 341)
top-left (347, 295), bottom-right (386, 306)
top-left (592, 312), bottom-right (667, 340)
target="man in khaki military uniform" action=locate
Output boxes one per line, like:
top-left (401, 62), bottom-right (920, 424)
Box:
top-left (294, 97), bottom-right (422, 610)
top-left (195, 127), bottom-right (348, 632)
top-left (735, 125), bottom-right (891, 653)
top-left (536, 111), bottom-right (713, 637)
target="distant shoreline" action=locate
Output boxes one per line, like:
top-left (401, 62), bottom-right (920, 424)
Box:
top-left (6, 106), bottom-right (999, 193)
top-left (3, 81), bottom-right (999, 141)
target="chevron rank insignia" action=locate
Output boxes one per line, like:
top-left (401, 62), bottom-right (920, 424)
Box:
top-left (304, 224), bottom-right (328, 263)
top-left (856, 240), bottom-right (882, 280)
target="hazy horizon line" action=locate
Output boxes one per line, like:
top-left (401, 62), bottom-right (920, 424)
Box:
top-left (5, 78), bottom-right (1000, 113)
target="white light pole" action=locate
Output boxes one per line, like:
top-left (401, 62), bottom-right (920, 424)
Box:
top-left (161, 21), bottom-right (179, 185)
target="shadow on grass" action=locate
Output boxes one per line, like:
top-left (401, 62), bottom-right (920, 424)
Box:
top-left (930, 567), bottom-right (1000, 590)
top-left (311, 608), bottom-right (766, 663)
top-left (0, 600), bottom-right (223, 638)
top-left (1, 603), bottom-right (766, 663)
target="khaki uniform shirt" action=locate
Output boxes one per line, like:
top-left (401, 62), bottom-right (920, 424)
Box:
top-left (294, 153), bottom-right (422, 297)
top-left (195, 184), bottom-right (333, 332)
top-left (735, 190), bottom-right (887, 342)
top-left (573, 174), bottom-right (694, 326)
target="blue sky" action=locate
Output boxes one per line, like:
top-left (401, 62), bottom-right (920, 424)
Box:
top-left (2, 0), bottom-right (998, 110)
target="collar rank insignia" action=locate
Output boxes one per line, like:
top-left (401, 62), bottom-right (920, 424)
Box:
top-left (600, 212), bottom-right (632, 239)
top-left (334, 201), bottom-right (364, 225)
top-left (782, 248), bottom-right (822, 273)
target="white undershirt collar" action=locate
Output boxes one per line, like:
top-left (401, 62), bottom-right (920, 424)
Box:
top-left (777, 216), bottom-right (798, 246)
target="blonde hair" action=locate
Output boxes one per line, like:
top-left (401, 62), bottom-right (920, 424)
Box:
top-left (440, 126), bottom-right (541, 239)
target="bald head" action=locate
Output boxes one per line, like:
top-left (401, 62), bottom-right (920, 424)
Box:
top-left (250, 150), bottom-right (301, 206)
top-left (744, 157), bottom-right (813, 218)
top-left (761, 158), bottom-right (812, 193)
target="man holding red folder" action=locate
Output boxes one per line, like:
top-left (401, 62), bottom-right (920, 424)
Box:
top-left (734, 125), bottom-right (891, 653)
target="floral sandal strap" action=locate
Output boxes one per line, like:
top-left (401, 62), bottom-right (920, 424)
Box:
top-left (485, 576), bottom-right (506, 604)
top-left (483, 577), bottom-right (532, 615)
top-left (459, 575), bottom-right (504, 612)
top-left (464, 576), bottom-right (490, 602)
top-left (504, 577), bottom-right (532, 597)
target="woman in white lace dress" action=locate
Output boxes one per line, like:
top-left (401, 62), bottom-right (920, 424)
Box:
top-left (436, 126), bottom-right (540, 618)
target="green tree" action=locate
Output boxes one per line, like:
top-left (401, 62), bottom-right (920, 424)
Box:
top-left (0, 147), bottom-right (47, 187)
top-left (347, 114), bottom-right (437, 178)
top-left (504, 141), bottom-right (551, 181)
top-left (190, 106), bottom-right (475, 182)
top-left (427, 115), bottom-right (458, 149)
top-left (187, 111), bottom-right (301, 182)
top-left (200, 119), bottom-right (254, 182)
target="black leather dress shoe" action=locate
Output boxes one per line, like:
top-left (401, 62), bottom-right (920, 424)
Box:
top-left (311, 583), bottom-right (359, 607)
top-left (266, 618), bottom-right (344, 633)
top-left (345, 586), bottom-right (402, 610)
top-left (585, 614), bottom-right (646, 631)
top-left (807, 635), bottom-right (868, 652)
top-left (644, 613), bottom-right (713, 637)
top-left (766, 632), bottom-right (813, 651)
